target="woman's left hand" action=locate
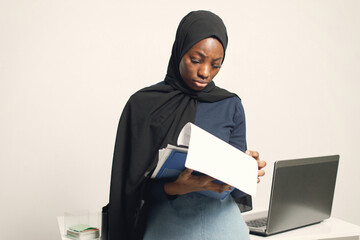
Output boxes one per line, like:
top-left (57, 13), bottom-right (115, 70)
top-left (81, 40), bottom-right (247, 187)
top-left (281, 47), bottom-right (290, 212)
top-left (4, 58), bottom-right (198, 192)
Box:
top-left (246, 150), bottom-right (266, 183)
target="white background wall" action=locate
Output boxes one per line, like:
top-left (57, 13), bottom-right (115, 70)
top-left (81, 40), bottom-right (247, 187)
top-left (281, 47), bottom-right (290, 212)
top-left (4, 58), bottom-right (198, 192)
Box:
top-left (1, 1), bottom-right (359, 239)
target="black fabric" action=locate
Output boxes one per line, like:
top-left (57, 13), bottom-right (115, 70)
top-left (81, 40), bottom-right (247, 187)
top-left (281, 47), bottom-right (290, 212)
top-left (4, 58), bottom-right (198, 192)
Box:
top-left (105, 10), bottom-right (243, 240)
top-left (234, 193), bottom-right (253, 213)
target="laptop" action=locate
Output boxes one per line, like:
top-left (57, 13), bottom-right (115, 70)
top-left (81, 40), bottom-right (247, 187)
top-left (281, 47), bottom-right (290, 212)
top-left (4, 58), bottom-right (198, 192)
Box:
top-left (243, 155), bottom-right (339, 236)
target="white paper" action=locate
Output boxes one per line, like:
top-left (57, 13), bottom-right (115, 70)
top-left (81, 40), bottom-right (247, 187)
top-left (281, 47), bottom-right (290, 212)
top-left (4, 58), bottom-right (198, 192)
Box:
top-left (177, 122), bottom-right (258, 196)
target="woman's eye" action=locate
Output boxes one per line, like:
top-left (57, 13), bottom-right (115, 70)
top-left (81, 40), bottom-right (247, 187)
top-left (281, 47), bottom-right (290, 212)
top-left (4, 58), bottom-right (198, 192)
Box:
top-left (191, 58), bottom-right (200, 64)
top-left (212, 64), bottom-right (221, 69)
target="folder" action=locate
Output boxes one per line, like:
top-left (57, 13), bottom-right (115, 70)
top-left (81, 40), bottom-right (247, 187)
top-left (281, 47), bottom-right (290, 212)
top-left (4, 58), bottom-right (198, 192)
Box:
top-left (151, 144), bottom-right (233, 200)
top-left (151, 122), bottom-right (258, 198)
top-left (178, 123), bottom-right (258, 197)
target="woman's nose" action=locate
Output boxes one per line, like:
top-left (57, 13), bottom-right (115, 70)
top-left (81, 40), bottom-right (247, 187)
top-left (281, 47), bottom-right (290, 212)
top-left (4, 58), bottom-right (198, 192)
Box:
top-left (198, 64), bottom-right (210, 80)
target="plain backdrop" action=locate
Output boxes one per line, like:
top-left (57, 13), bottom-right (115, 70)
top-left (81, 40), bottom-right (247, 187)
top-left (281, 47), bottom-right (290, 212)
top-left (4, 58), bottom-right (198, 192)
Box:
top-left (1, 1), bottom-right (359, 239)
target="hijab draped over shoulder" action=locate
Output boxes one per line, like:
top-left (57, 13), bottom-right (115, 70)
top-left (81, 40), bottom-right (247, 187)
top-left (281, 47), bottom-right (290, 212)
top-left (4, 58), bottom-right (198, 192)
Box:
top-left (105, 10), bottom-right (239, 240)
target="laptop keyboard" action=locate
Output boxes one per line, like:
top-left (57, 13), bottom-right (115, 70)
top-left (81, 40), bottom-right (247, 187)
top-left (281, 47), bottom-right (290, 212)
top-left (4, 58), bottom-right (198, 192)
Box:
top-left (246, 217), bottom-right (268, 228)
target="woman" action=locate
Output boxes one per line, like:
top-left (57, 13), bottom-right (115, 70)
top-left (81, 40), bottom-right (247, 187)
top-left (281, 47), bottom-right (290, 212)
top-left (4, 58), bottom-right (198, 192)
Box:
top-left (103, 10), bottom-right (266, 240)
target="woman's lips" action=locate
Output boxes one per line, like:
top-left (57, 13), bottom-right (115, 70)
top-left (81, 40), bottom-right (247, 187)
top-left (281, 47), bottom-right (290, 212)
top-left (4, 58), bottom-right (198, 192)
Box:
top-left (193, 80), bottom-right (208, 88)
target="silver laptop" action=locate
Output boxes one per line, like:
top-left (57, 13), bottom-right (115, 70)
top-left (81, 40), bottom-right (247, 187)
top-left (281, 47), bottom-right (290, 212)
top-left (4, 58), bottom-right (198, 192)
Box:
top-left (243, 155), bottom-right (339, 236)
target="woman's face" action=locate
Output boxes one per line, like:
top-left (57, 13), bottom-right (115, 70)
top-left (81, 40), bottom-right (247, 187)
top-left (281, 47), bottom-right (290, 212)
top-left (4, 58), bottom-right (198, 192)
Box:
top-left (179, 37), bottom-right (224, 91)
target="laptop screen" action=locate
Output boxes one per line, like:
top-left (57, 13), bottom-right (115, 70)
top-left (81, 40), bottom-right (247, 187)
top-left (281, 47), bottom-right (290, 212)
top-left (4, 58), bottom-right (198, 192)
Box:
top-left (267, 155), bottom-right (339, 234)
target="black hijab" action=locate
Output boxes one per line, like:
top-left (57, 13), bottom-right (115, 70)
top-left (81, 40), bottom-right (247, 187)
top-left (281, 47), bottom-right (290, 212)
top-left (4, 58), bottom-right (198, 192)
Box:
top-left (106, 10), bottom-right (238, 240)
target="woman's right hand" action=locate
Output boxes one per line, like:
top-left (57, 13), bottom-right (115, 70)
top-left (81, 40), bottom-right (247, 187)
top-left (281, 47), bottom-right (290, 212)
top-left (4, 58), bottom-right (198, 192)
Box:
top-left (164, 168), bottom-right (232, 196)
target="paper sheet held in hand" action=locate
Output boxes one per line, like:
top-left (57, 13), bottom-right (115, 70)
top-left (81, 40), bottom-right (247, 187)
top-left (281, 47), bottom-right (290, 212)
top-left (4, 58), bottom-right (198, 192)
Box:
top-left (178, 122), bottom-right (258, 196)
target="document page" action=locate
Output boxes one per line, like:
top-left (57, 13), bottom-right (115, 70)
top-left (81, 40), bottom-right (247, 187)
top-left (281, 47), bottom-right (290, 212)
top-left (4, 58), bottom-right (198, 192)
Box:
top-left (151, 144), bottom-right (188, 178)
top-left (177, 122), bottom-right (258, 196)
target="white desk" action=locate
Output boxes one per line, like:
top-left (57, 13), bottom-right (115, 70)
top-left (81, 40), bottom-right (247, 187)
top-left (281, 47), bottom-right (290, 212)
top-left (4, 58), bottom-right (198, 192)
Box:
top-left (57, 216), bottom-right (360, 240)
top-left (249, 218), bottom-right (360, 240)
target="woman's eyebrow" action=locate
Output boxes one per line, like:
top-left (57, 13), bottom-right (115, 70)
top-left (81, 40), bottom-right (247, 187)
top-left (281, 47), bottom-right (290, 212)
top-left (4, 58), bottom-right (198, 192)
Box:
top-left (194, 51), bottom-right (207, 58)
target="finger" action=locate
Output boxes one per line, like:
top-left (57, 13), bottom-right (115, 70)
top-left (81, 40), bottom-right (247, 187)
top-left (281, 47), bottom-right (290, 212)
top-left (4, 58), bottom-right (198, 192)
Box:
top-left (257, 178), bottom-right (260, 183)
top-left (246, 150), bottom-right (260, 160)
top-left (197, 174), bottom-right (216, 184)
top-left (258, 169), bottom-right (265, 177)
top-left (207, 182), bottom-right (232, 193)
top-left (180, 168), bottom-right (193, 178)
top-left (258, 160), bottom-right (266, 169)
top-left (220, 184), bottom-right (233, 192)
top-left (221, 183), bottom-right (232, 190)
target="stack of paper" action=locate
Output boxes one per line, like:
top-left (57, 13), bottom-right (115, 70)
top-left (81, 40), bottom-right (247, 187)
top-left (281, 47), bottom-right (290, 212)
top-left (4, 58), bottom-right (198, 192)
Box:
top-left (178, 123), bottom-right (258, 196)
top-left (152, 122), bottom-right (258, 197)
top-left (152, 144), bottom-right (188, 179)
top-left (66, 224), bottom-right (99, 240)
